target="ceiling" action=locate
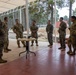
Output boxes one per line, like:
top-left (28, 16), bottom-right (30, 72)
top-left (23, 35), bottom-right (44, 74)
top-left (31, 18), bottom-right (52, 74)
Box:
top-left (0, 0), bottom-right (35, 13)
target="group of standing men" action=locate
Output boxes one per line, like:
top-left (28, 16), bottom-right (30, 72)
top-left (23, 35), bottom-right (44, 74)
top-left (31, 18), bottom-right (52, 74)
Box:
top-left (46, 16), bottom-right (76, 56)
top-left (13, 20), bottom-right (38, 47)
top-left (0, 17), bottom-right (11, 63)
top-left (0, 16), bottom-right (76, 63)
top-left (0, 18), bottom-right (39, 63)
top-left (58, 16), bottom-right (76, 55)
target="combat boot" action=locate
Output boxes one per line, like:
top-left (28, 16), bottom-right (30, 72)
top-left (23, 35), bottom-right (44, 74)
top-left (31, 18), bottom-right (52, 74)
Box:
top-left (18, 45), bottom-right (21, 48)
top-left (6, 48), bottom-right (11, 51)
top-left (4, 50), bottom-right (8, 53)
top-left (67, 50), bottom-right (72, 55)
top-left (58, 47), bottom-right (62, 49)
top-left (48, 45), bottom-right (51, 47)
top-left (71, 50), bottom-right (76, 55)
top-left (36, 43), bottom-right (38, 46)
top-left (50, 45), bottom-right (52, 48)
top-left (61, 48), bottom-right (65, 51)
top-left (31, 43), bottom-right (33, 46)
top-left (0, 58), bottom-right (7, 63)
top-left (23, 45), bottom-right (26, 47)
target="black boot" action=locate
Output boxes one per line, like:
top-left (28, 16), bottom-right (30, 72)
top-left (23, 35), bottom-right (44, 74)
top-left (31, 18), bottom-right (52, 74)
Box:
top-left (23, 45), bottom-right (26, 47)
top-left (67, 50), bottom-right (72, 55)
top-left (4, 50), bottom-right (9, 53)
top-left (7, 48), bottom-right (11, 51)
top-left (18, 45), bottom-right (21, 48)
top-left (71, 50), bottom-right (76, 55)
top-left (31, 43), bottom-right (33, 46)
top-left (0, 58), bottom-right (7, 63)
top-left (36, 43), bottom-right (38, 46)
top-left (58, 47), bottom-right (62, 49)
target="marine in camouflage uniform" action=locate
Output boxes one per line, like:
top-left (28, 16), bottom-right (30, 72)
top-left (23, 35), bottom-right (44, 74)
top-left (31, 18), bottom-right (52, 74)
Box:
top-left (13, 19), bottom-right (26, 48)
top-left (67, 16), bottom-right (76, 55)
top-left (0, 20), bottom-right (7, 63)
top-left (3, 17), bottom-right (11, 53)
top-left (46, 20), bottom-right (53, 48)
top-left (58, 17), bottom-right (67, 51)
top-left (30, 20), bottom-right (38, 46)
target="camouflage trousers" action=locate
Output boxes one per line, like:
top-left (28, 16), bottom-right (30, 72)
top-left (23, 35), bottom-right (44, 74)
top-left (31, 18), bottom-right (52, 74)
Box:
top-left (16, 33), bottom-right (25, 47)
top-left (31, 33), bottom-right (38, 44)
top-left (31, 37), bottom-right (38, 44)
top-left (67, 36), bottom-right (76, 52)
top-left (0, 38), bottom-right (5, 58)
top-left (59, 33), bottom-right (66, 48)
top-left (47, 33), bottom-right (53, 45)
top-left (4, 36), bottom-right (9, 50)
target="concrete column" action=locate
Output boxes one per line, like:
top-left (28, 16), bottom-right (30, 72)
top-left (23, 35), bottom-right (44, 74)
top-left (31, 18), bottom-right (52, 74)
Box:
top-left (13, 10), bottom-right (15, 25)
top-left (25, 0), bottom-right (30, 36)
top-left (54, 0), bottom-right (57, 43)
top-left (20, 8), bottom-right (22, 24)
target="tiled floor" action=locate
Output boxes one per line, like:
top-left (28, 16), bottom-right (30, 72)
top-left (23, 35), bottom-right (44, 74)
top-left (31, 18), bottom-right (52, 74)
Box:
top-left (0, 40), bottom-right (76, 75)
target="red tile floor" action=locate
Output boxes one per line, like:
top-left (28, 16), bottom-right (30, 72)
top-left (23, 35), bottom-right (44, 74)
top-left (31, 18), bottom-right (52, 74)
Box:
top-left (0, 43), bottom-right (76, 75)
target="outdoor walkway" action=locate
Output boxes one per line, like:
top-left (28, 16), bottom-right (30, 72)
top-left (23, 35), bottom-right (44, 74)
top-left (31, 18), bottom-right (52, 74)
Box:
top-left (0, 40), bottom-right (76, 75)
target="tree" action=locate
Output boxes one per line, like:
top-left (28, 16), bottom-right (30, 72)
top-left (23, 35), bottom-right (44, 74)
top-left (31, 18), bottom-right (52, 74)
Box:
top-left (28, 0), bottom-right (61, 25)
top-left (28, 0), bottom-right (76, 26)
top-left (63, 15), bottom-right (69, 21)
top-left (57, 0), bottom-right (75, 25)
top-left (68, 0), bottom-right (75, 26)
top-left (73, 8), bottom-right (76, 16)
top-left (29, 0), bottom-right (44, 24)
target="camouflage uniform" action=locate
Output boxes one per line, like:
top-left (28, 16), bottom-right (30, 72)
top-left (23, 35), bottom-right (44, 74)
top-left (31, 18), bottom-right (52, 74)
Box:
top-left (0, 20), bottom-right (7, 63)
top-left (3, 22), bottom-right (9, 51)
top-left (30, 25), bottom-right (38, 46)
top-left (67, 21), bottom-right (76, 54)
top-left (58, 21), bottom-right (67, 49)
top-left (13, 23), bottom-right (25, 47)
top-left (46, 24), bottom-right (53, 46)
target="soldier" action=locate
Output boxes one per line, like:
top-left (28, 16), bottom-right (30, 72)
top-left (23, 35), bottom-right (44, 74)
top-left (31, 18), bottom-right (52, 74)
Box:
top-left (3, 17), bottom-right (11, 53)
top-left (0, 20), bottom-right (7, 63)
top-left (30, 20), bottom-right (38, 46)
top-left (67, 16), bottom-right (76, 55)
top-left (46, 20), bottom-right (53, 48)
top-left (58, 17), bottom-right (67, 51)
top-left (12, 19), bottom-right (26, 48)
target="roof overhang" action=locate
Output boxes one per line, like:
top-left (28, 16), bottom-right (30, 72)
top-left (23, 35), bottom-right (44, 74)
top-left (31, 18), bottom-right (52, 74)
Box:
top-left (0, 0), bottom-right (35, 13)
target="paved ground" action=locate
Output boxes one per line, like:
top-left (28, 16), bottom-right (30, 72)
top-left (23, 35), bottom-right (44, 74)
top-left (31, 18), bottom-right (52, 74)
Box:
top-left (1, 39), bottom-right (49, 65)
top-left (0, 28), bottom-right (69, 65)
top-left (0, 41), bottom-right (76, 75)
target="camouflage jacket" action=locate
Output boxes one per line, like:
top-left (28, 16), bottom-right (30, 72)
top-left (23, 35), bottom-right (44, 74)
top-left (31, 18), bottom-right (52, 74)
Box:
top-left (3, 21), bottom-right (8, 36)
top-left (0, 22), bottom-right (5, 37)
top-left (58, 21), bottom-right (67, 34)
top-left (69, 21), bottom-right (76, 36)
top-left (30, 25), bottom-right (38, 33)
top-left (46, 24), bottom-right (53, 34)
top-left (30, 25), bottom-right (38, 38)
top-left (13, 23), bottom-right (24, 35)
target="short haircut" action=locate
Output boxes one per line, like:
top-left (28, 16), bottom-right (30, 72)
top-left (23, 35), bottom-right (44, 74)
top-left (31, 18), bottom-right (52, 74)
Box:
top-left (33, 20), bottom-right (36, 23)
top-left (15, 19), bottom-right (18, 21)
top-left (4, 17), bottom-right (8, 20)
top-left (48, 20), bottom-right (50, 21)
top-left (71, 16), bottom-right (76, 19)
top-left (60, 17), bottom-right (63, 20)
